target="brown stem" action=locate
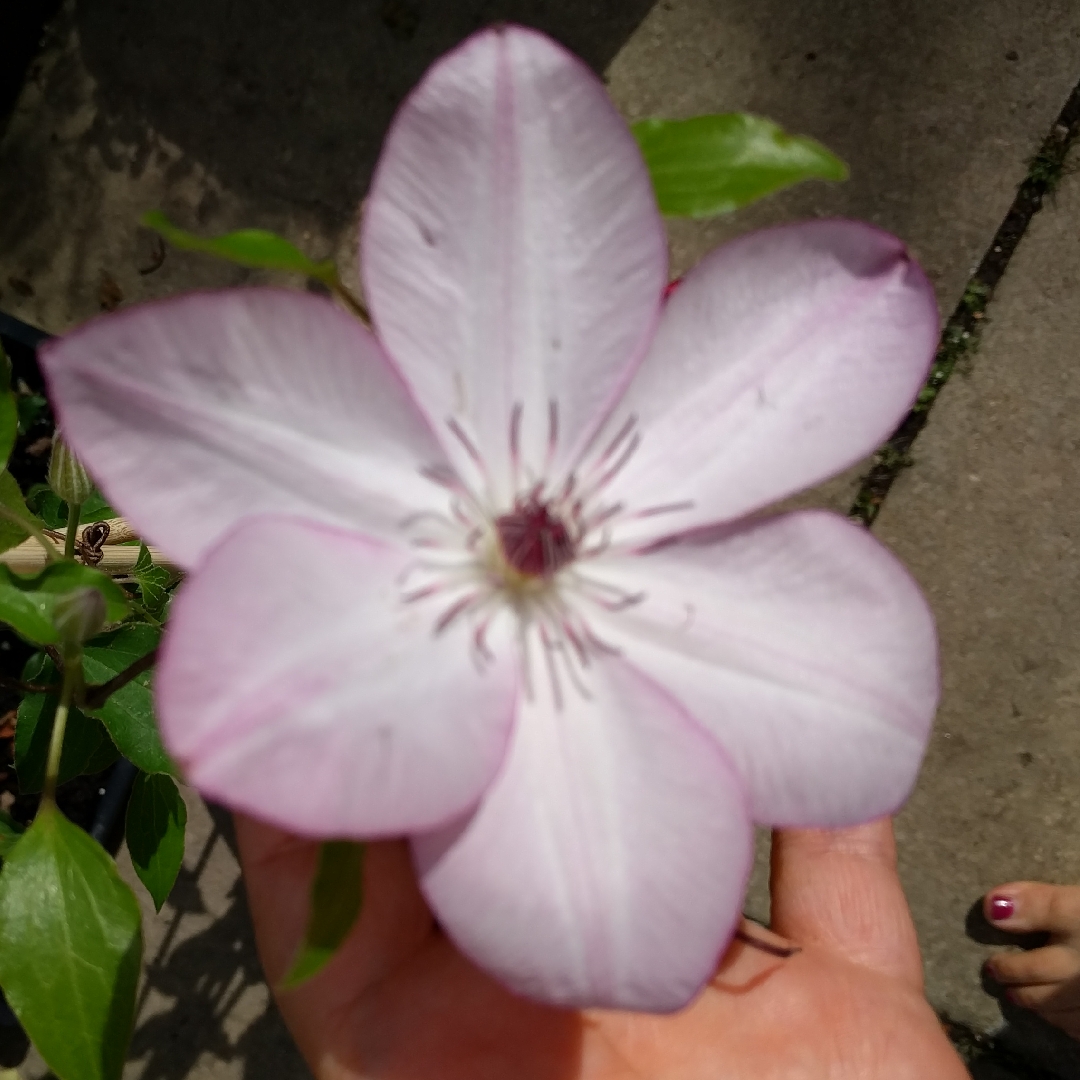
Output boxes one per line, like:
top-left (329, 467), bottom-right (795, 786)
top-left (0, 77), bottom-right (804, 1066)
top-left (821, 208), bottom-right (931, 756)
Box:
top-left (0, 674), bottom-right (57, 695)
top-left (82, 648), bottom-right (159, 709)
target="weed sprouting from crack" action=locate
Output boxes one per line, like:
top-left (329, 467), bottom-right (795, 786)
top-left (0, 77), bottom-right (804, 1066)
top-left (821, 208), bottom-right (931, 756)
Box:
top-left (1026, 139), bottom-right (1074, 195)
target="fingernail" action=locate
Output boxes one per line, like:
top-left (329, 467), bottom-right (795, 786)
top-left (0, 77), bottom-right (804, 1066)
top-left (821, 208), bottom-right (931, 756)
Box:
top-left (989, 895), bottom-right (1015, 922)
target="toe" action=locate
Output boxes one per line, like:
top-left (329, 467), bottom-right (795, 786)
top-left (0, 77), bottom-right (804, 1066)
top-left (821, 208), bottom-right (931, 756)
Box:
top-left (986, 945), bottom-right (1080, 987)
top-left (1004, 976), bottom-right (1080, 1013)
top-left (984, 882), bottom-right (1080, 940)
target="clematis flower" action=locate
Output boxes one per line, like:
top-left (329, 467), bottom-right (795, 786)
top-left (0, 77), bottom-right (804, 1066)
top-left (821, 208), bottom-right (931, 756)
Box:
top-left (41, 26), bottom-right (939, 1011)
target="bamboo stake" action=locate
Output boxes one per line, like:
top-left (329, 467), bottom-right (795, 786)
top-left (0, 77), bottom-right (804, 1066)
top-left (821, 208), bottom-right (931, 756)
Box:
top-left (0, 518), bottom-right (177, 575)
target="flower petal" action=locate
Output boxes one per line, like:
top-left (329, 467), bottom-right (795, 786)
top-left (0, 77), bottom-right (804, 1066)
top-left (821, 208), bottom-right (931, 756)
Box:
top-left (602, 221), bottom-right (939, 544)
top-left (584, 510), bottom-right (938, 827)
top-left (157, 515), bottom-right (518, 837)
top-left (41, 289), bottom-right (450, 569)
top-left (362, 25), bottom-right (667, 502)
top-left (413, 652), bottom-right (751, 1011)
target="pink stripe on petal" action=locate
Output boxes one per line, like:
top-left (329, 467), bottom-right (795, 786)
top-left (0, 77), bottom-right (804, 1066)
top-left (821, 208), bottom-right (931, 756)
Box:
top-left (587, 510), bottom-right (938, 827)
top-left (602, 220), bottom-right (939, 543)
top-left (414, 651), bottom-right (751, 1011)
top-left (362, 26), bottom-right (667, 503)
top-left (157, 515), bottom-right (518, 837)
top-left (41, 290), bottom-right (450, 569)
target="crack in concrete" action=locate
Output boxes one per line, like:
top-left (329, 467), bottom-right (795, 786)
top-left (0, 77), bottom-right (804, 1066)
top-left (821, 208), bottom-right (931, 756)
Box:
top-left (850, 75), bottom-right (1080, 528)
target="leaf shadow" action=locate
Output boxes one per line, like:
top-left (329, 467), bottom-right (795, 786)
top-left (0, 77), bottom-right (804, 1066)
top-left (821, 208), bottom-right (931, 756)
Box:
top-left (126, 804), bottom-right (311, 1079)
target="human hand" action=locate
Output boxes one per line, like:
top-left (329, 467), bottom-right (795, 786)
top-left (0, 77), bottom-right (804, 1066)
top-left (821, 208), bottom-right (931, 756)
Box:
top-left (236, 815), bottom-right (967, 1080)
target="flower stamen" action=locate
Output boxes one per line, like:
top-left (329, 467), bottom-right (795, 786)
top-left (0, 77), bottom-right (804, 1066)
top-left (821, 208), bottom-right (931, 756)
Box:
top-left (546, 399), bottom-right (559, 468)
top-left (630, 499), bottom-right (696, 520)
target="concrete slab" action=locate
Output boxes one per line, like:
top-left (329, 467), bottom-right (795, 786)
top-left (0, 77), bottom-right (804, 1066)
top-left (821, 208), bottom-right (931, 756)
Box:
top-left (877, 143), bottom-right (1080, 1062)
top-left (2, 0), bottom-right (1080, 1073)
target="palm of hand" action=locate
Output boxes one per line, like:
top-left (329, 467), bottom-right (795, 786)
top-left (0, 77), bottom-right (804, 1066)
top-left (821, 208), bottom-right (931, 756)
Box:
top-left (236, 817), bottom-right (968, 1080)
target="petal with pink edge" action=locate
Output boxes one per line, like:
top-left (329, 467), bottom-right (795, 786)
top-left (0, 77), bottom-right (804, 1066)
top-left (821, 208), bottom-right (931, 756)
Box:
top-left (157, 515), bottom-right (517, 837)
top-left (601, 221), bottom-right (939, 545)
top-left (41, 290), bottom-right (450, 569)
top-left (362, 25), bottom-right (667, 502)
top-left (585, 510), bottom-right (938, 827)
top-left (413, 652), bottom-right (751, 1011)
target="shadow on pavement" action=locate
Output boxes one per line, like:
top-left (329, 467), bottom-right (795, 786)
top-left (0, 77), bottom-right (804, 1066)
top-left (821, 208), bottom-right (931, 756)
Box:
top-left (72, 0), bottom-right (658, 234)
top-left (129, 804), bottom-right (311, 1079)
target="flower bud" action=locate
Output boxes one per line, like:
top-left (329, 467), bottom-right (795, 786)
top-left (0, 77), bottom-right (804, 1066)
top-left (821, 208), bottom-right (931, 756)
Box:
top-left (48, 432), bottom-right (95, 507)
top-left (53, 586), bottom-right (107, 648)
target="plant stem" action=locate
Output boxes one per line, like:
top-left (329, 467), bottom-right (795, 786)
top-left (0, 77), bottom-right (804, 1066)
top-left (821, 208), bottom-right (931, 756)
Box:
top-left (127, 600), bottom-right (163, 629)
top-left (329, 275), bottom-right (371, 326)
top-left (42, 657), bottom-right (79, 803)
top-left (82, 648), bottom-right (158, 710)
top-left (0, 674), bottom-right (56, 695)
top-left (0, 505), bottom-right (60, 563)
top-left (64, 504), bottom-right (82, 560)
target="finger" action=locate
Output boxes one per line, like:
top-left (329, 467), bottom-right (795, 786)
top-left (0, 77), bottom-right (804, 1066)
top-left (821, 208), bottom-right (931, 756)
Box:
top-left (986, 944), bottom-right (1080, 987)
top-left (769, 818), bottom-right (922, 988)
top-left (983, 882), bottom-right (1080, 938)
top-left (234, 815), bottom-right (433, 1049)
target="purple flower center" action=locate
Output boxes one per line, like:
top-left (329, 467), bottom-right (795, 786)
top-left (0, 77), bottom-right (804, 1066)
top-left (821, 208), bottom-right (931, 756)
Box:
top-left (495, 498), bottom-right (576, 579)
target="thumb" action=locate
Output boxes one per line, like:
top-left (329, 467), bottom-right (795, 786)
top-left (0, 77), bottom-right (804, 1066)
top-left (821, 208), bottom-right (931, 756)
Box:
top-left (769, 818), bottom-right (923, 989)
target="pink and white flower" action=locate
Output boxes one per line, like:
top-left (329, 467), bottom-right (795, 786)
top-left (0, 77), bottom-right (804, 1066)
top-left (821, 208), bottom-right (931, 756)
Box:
top-left (41, 26), bottom-right (939, 1011)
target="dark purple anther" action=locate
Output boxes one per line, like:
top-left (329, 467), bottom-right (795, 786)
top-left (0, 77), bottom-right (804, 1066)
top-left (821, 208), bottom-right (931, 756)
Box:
top-left (495, 498), bottom-right (576, 579)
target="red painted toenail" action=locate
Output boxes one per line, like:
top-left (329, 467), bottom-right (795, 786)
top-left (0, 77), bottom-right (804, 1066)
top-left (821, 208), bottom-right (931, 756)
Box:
top-left (989, 895), bottom-right (1015, 921)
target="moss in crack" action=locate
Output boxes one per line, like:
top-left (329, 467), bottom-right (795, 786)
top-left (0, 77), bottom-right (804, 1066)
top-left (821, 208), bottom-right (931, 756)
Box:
top-left (1026, 140), bottom-right (1071, 195)
top-left (914, 320), bottom-right (984, 416)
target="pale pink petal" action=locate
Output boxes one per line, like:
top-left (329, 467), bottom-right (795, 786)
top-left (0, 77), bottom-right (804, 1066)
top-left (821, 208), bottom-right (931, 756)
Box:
top-left (413, 652), bottom-right (751, 1011)
top-left (41, 290), bottom-right (450, 569)
top-left (157, 515), bottom-right (517, 837)
top-left (362, 25), bottom-right (667, 503)
top-left (600, 221), bottom-right (939, 545)
top-left (584, 511), bottom-right (938, 827)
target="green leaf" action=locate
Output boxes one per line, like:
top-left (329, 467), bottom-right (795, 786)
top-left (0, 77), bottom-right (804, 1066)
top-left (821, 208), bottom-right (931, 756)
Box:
top-left (0, 802), bottom-right (141, 1080)
top-left (79, 489), bottom-right (116, 524)
top-left (15, 392), bottom-right (48, 437)
top-left (133, 544), bottom-right (172, 618)
top-left (143, 211), bottom-right (337, 285)
top-left (281, 840), bottom-right (364, 988)
top-left (0, 809), bottom-right (25, 858)
top-left (0, 470), bottom-right (40, 554)
top-left (83, 624), bottom-right (175, 776)
top-left (82, 732), bottom-right (122, 775)
top-left (125, 772), bottom-right (186, 911)
top-left (0, 562), bottom-right (128, 645)
top-left (15, 653), bottom-right (116, 793)
top-left (25, 484), bottom-right (114, 529)
top-left (632, 113), bottom-right (848, 218)
top-left (24, 482), bottom-right (64, 528)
